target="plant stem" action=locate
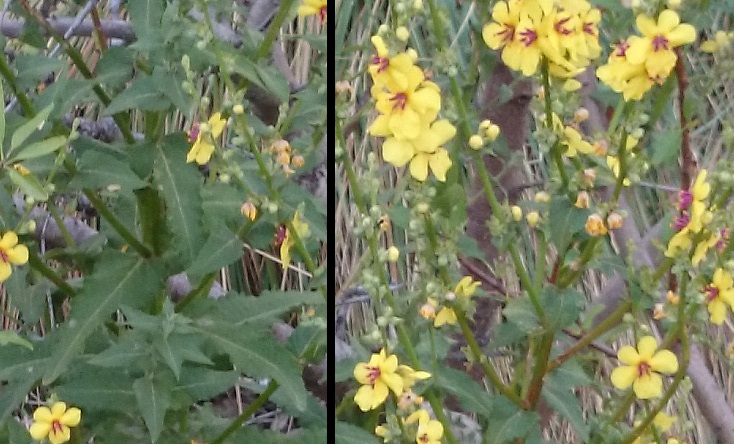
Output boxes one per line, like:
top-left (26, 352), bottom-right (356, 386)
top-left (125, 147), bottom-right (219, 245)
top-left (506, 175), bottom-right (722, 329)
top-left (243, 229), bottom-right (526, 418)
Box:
top-left (27, 250), bottom-right (76, 297)
top-left (209, 380), bottom-right (280, 444)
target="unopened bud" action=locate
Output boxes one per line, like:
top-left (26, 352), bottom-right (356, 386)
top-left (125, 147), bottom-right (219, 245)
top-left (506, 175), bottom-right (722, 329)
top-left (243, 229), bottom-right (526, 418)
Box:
top-left (606, 212), bottom-right (624, 230)
top-left (241, 200), bottom-right (258, 221)
top-left (575, 191), bottom-right (590, 209)
top-left (233, 104), bottom-right (244, 115)
top-left (468, 135), bottom-right (483, 150)
top-left (574, 107), bottom-right (589, 123)
top-left (387, 246), bottom-right (400, 262)
top-left (292, 154), bottom-right (305, 168)
top-left (534, 191), bottom-right (550, 203)
top-left (526, 211), bottom-right (540, 227)
top-left (511, 205), bottom-right (523, 221)
top-left (395, 26), bottom-right (410, 42)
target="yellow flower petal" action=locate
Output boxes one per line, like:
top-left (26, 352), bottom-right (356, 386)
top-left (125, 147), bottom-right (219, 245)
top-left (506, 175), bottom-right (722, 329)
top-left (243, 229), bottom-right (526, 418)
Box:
top-left (33, 406), bottom-right (53, 422)
top-left (382, 138), bottom-right (415, 167)
top-left (7, 244), bottom-right (29, 265)
top-left (29, 422), bottom-right (51, 440)
top-left (611, 365), bottom-right (637, 390)
top-left (636, 336), bottom-right (658, 360)
top-left (428, 149), bottom-right (452, 182)
top-left (708, 299), bottom-right (728, 325)
top-left (633, 372), bottom-right (663, 399)
top-left (617, 345), bottom-right (641, 366)
top-left (409, 153), bottom-right (430, 182)
top-left (49, 425), bottom-right (71, 444)
top-left (649, 349), bottom-right (679, 374)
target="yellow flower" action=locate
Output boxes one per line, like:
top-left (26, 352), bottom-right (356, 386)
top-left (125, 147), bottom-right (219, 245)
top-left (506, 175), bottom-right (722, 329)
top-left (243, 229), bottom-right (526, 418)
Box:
top-left (626, 10), bottom-right (696, 79)
top-left (596, 39), bottom-right (655, 101)
top-left (563, 125), bottom-right (594, 156)
top-left (368, 36), bottom-right (416, 92)
top-left (279, 211), bottom-right (310, 270)
top-left (607, 212), bottom-right (624, 230)
top-left (632, 412), bottom-right (677, 444)
top-left (29, 402), bottom-right (81, 444)
top-left (381, 119), bottom-right (455, 182)
top-left (186, 113), bottom-right (227, 165)
top-left (454, 276), bottom-right (480, 299)
top-left (240, 200), bottom-right (258, 221)
top-left (434, 307), bottom-right (457, 327)
top-left (606, 155), bottom-right (632, 186)
top-left (0, 231), bottom-right (29, 282)
top-left (353, 349), bottom-right (405, 411)
top-left (297, 0), bottom-right (327, 23)
top-left (369, 69), bottom-right (441, 141)
top-left (575, 191), bottom-right (590, 209)
top-left (406, 409), bottom-right (444, 444)
top-left (396, 365), bottom-right (431, 389)
top-left (701, 30), bottom-right (734, 53)
top-left (585, 213), bottom-right (607, 237)
top-left (704, 268), bottom-right (734, 325)
top-left (611, 336), bottom-right (679, 399)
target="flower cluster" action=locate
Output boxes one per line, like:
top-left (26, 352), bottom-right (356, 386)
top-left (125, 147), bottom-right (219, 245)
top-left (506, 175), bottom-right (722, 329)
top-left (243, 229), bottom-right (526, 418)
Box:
top-left (367, 35), bottom-right (455, 182)
top-left (0, 231), bottom-right (29, 283)
top-left (597, 9), bottom-right (695, 101)
top-left (665, 170), bottom-right (719, 266)
top-left (611, 336), bottom-right (678, 399)
top-left (482, 0), bottom-right (601, 77)
top-left (419, 276), bottom-right (480, 328)
top-left (353, 348), bottom-right (430, 411)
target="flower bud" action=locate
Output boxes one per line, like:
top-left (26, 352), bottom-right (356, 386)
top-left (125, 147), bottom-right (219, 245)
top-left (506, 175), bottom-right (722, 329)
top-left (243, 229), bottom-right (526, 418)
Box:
top-left (292, 154), bottom-right (305, 168)
top-left (574, 107), bottom-right (589, 123)
top-left (233, 104), bottom-right (244, 115)
top-left (585, 213), bottom-right (608, 236)
top-left (510, 205), bottom-right (523, 221)
top-left (583, 168), bottom-right (596, 186)
top-left (395, 26), bottom-right (410, 42)
top-left (526, 211), bottom-right (540, 227)
top-left (241, 200), bottom-right (258, 221)
top-left (468, 135), bottom-right (484, 150)
top-left (335, 80), bottom-right (352, 95)
top-left (485, 124), bottom-right (501, 141)
top-left (406, 48), bottom-right (418, 62)
top-left (574, 191), bottom-right (590, 209)
top-left (606, 212), bottom-right (624, 230)
top-left (534, 191), bottom-right (550, 203)
top-left (387, 246), bottom-right (400, 262)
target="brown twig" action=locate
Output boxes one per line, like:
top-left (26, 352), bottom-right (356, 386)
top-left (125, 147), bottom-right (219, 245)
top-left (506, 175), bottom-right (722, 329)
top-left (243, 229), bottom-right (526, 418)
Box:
top-left (675, 47), bottom-right (695, 190)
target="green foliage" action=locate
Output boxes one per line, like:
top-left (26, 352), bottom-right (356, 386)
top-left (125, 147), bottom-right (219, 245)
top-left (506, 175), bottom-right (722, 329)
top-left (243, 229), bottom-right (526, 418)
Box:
top-left (0, 1), bottom-right (326, 442)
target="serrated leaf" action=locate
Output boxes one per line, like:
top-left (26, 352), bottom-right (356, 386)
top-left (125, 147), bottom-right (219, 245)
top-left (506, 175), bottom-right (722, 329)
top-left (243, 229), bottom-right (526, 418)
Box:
top-left (7, 167), bottom-right (48, 201)
top-left (55, 368), bottom-right (137, 413)
top-left (68, 151), bottom-right (148, 191)
top-left (128, 0), bottom-right (164, 51)
top-left (177, 367), bottom-right (238, 401)
top-left (0, 331), bottom-right (33, 350)
top-left (42, 252), bottom-right (165, 384)
top-left (201, 182), bottom-right (246, 227)
top-left (8, 135), bottom-right (67, 162)
top-left (540, 286), bottom-right (584, 330)
top-left (186, 290), bottom-right (324, 327)
top-left (548, 197), bottom-right (589, 253)
top-left (103, 75), bottom-right (170, 115)
top-left (10, 104), bottom-right (53, 152)
top-left (503, 296), bottom-right (540, 333)
top-left (434, 366), bottom-right (494, 416)
top-left (96, 46), bottom-right (135, 88)
top-left (194, 324), bottom-right (308, 410)
top-left (155, 134), bottom-right (205, 269)
top-left (153, 336), bottom-right (183, 380)
top-left (335, 421), bottom-right (380, 444)
top-left (487, 397), bottom-right (540, 444)
top-left (89, 338), bottom-right (149, 368)
top-left (186, 224), bottom-right (243, 280)
top-left (134, 373), bottom-right (172, 443)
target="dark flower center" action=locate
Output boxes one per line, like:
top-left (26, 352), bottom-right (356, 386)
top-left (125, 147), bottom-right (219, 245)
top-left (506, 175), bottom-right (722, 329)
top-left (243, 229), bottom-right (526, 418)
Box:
top-left (678, 190), bottom-right (693, 210)
top-left (614, 40), bottom-right (630, 57)
top-left (706, 285), bottom-right (720, 302)
top-left (555, 17), bottom-right (573, 35)
top-left (366, 365), bottom-right (381, 384)
top-left (495, 25), bottom-right (515, 44)
top-left (519, 28), bottom-right (538, 46)
top-left (51, 420), bottom-right (63, 435)
top-left (673, 212), bottom-right (690, 231)
top-left (372, 56), bottom-right (389, 73)
top-left (652, 35), bottom-right (669, 51)
top-left (637, 361), bottom-right (652, 377)
top-left (390, 93), bottom-right (408, 111)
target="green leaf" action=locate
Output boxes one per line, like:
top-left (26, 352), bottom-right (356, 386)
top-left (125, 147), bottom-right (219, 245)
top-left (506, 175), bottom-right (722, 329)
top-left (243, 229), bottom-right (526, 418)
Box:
top-left (0, 80), bottom-right (5, 146)
top-left (486, 397), bottom-right (540, 444)
top-left (540, 286), bottom-right (584, 331)
top-left (194, 324), bottom-right (308, 410)
top-left (7, 167), bottom-right (49, 202)
top-left (55, 367), bottom-right (137, 413)
top-left (543, 371), bottom-right (589, 441)
top-left (177, 367), bottom-right (239, 401)
top-left (502, 295), bottom-right (541, 334)
top-left (96, 46), bottom-right (136, 89)
top-left (10, 104), bottom-right (53, 152)
top-left (7, 135), bottom-right (67, 162)
top-left (186, 224), bottom-right (244, 280)
top-left (14, 54), bottom-right (64, 90)
top-left (88, 337), bottom-right (149, 368)
top-left (434, 366), bottom-right (494, 416)
top-left (201, 182), bottom-right (247, 227)
top-left (548, 196), bottom-right (589, 253)
top-left (335, 421), bottom-right (380, 444)
top-left (134, 372), bottom-right (173, 443)
top-left (649, 128), bottom-right (682, 167)
top-left (153, 336), bottom-right (183, 380)
top-left (186, 290), bottom-right (324, 328)
top-left (0, 331), bottom-right (33, 350)
top-left (155, 134), bottom-right (205, 269)
top-left (103, 75), bottom-right (170, 115)
top-left (128, 0), bottom-right (164, 51)
top-left (68, 151), bottom-right (148, 192)
top-left (0, 372), bottom-right (42, 425)
top-left (153, 66), bottom-right (191, 113)
top-left (42, 252), bottom-right (165, 384)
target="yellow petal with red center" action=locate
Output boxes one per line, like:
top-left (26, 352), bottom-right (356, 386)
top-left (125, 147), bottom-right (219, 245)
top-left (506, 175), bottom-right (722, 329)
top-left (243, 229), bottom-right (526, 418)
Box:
top-left (428, 149), bottom-right (452, 182)
top-left (649, 349), bottom-right (678, 374)
top-left (610, 365), bottom-right (637, 390)
top-left (382, 137), bottom-right (415, 167)
top-left (483, 22), bottom-right (512, 50)
top-left (0, 231), bottom-right (18, 250)
top-left (29, 421), bottom-right (51, 440)
top-left (708, 299), bottom-right (727, 325)
top-left (7, 244), bottom-right (28, 265)
top-left (617, 345), bottom-right (641, 366)
top-left (49, 425), bottom-right (71, 444)
top-left (667, 23), bottom-right (696, 47)
top-left (353, 362), bottom-right (372, 384)
top-left (409, 153), bottom-right (429, 181)
top-left (633, 372), bottom-right (663, 399)
top-left (636, 336), bottom-right (658, 360)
